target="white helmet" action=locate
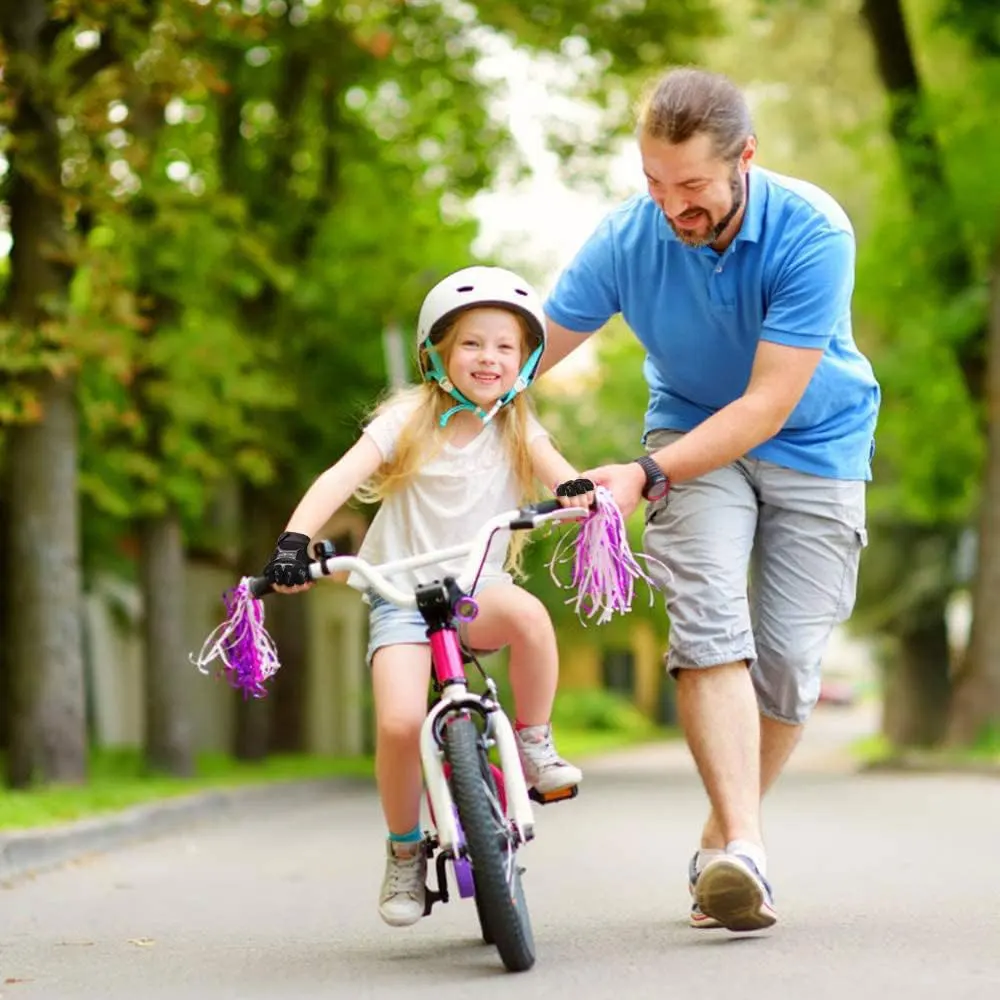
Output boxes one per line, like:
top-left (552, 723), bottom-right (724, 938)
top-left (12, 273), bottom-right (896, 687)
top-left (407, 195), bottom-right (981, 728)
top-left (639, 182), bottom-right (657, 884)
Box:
top-left (415, 266), bottom-right (547, 426)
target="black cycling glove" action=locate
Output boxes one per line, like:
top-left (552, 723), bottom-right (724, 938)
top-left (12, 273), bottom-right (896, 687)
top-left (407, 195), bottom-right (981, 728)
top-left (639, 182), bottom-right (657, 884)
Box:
top-left (555, 477), bottom-right (595, 498)
top-left (263, 531), bottom-right (312, 587)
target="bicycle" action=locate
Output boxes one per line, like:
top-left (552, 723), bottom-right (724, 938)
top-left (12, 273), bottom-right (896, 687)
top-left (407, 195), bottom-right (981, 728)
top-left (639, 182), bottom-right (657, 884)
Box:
top-left (244, 498), bottom-right (587, 973)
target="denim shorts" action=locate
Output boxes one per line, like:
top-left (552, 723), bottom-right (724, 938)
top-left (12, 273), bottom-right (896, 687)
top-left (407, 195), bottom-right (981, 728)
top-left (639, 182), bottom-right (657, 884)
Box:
top-left (365, 593), bottom-right (436, 667)
top-left (643, 429), bottom-right (868, 725)
top-left (364, 584), bottom-right (504, 667)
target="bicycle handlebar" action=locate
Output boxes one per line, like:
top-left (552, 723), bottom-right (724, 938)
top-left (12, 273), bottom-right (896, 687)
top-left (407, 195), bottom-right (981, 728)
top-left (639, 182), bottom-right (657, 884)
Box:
top-left (248, 498), bottom-right (586, 607)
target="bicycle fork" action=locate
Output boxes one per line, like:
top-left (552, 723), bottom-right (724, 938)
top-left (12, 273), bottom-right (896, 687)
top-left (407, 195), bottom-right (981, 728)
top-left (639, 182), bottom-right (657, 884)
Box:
top-left (419, 682), bottom-right (536, 855)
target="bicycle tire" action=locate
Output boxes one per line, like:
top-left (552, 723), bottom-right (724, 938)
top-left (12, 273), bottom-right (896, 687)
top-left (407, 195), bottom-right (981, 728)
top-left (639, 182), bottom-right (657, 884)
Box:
top-left (472, 753), bottom-right (499, 945)
top-left (444, 715), bottom-right (535, 972)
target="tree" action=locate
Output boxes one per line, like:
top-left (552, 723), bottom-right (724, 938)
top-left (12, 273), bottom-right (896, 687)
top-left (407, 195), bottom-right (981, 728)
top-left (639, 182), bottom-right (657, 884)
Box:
top-left (0, 0), bottom-right (91, 786)
top-left (928, 0), bottom-right (1000, 744)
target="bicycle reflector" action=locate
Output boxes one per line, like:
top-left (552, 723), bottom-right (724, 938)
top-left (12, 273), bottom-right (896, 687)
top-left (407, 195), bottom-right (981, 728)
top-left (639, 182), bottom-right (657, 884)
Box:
top-left (454, 596), bottom-right (479, 622)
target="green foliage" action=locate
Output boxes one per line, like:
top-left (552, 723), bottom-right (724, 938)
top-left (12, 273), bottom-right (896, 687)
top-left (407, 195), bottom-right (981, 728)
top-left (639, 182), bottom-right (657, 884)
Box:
top-left (2, 0), bottom-right (724, 579)
top-left (550, 688), bottom-right (655, 734)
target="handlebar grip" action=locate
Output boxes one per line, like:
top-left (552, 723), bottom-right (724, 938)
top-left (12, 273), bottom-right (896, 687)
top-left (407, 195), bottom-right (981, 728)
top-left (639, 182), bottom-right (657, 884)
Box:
top-left (532, 499), bottom-right (563, 515)
top-left (249, 576), bottom-right (274, 599)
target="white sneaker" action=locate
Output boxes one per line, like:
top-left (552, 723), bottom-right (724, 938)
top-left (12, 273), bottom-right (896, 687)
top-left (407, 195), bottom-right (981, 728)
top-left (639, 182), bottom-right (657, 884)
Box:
top-left (377, 840), bottom-right (427, 927)
top-left (515, 724), bottom-right (583, 794)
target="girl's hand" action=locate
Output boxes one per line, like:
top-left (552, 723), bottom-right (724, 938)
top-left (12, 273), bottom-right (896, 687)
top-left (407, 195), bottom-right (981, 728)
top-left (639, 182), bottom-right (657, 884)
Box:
top-left (553, 477), bottom-right (596, 513)
top-left (262, 532), bottom-right (313, 590)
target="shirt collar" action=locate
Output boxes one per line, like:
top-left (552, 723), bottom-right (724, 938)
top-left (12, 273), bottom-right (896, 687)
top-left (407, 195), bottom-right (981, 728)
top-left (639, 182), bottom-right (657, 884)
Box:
top-left (735, 166), bottom-right (765, 244)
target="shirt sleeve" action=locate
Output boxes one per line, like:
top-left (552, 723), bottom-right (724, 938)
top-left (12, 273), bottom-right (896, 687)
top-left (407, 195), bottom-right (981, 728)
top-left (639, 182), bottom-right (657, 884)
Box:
top-left (761, 227), bottom-right (855, 350)
top-left (525, 410), bottom-right (549, 443)
top-left (544, 213), bottom-right (621, 333)
top-left (362, 399), bottom-right (417, 460)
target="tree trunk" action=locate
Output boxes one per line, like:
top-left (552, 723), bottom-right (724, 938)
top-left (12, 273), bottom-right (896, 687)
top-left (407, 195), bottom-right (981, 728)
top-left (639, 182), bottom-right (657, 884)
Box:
top-left (139, 510), bottom-right (195, 776)
top-left (231, 484), bottom-right (276, 760)
top-left (1, 0), bottom-right (87, 787)
top-left (859, 0), bottom-right (990, 751)
top-left (947, 245), bottom-right (1000, 743)
top-left (5, 376), bottom-right (87, 787)
top-left (268, 591), bottom-right (310, 754)
top-left (881, 608), bottom-right (952, 747)
top-left (0, 494), bottom-right (9, 753)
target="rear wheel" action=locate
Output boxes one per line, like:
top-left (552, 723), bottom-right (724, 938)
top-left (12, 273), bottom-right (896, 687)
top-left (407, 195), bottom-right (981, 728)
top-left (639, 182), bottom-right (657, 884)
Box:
top-left (444, 715), bottom-right (535, 972)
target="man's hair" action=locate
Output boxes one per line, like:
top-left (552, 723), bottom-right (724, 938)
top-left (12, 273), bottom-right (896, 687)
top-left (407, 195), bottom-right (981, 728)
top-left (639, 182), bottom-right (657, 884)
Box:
top-left (637, 67), bottom-right (753, 163)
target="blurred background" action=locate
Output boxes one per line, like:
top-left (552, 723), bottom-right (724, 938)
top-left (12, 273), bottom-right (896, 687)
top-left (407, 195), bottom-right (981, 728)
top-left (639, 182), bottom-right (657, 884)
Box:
top-left (1, 0), bottom-right (998, 814)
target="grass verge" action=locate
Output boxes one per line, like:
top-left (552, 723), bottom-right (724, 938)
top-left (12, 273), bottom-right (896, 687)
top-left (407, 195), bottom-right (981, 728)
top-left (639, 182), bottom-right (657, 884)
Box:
top-left (0, 726), bottom-right (676, 832)
top-left (851, 731), bottom-right (1000, 770)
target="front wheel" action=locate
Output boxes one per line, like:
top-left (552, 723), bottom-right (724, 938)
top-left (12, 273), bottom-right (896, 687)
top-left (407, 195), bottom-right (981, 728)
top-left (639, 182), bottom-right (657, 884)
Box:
top-left (444, 715), bottom-right (535, 972)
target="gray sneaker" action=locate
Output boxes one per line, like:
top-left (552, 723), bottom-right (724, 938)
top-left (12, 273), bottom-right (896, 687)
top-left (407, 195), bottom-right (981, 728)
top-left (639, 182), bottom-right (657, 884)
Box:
top-left (377, 840), bottom-right (427, 927)
top-left (515, 724), bottom-right (582, 794)
top-left (688, 852), bottom-right (723, 928)
top-left (695, 854), bottom-right (777, 932)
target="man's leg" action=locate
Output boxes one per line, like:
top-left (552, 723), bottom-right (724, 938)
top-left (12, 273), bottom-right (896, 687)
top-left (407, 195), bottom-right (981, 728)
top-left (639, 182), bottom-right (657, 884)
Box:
top-left (699, 713), bottom-right (802, 849)
top-left (748, 460), bottom-right (867, 743)
top-left (696, 462), bottom-right (868, 928)
top-left (641, 431), bottom-right (767, 928)
top-left (677, 662), bottom-right (763, 849)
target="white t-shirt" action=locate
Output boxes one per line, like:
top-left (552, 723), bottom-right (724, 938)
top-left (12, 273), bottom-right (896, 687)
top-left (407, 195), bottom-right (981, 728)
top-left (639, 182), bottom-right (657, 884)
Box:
top-left (347, 399), bottom-right (548, 597)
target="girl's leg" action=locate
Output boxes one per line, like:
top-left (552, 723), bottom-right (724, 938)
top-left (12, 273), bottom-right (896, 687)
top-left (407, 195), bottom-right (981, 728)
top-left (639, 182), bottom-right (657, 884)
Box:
top-left (465, 583), bottom-right (558, 725)
top-left (466, 584), bottom-right (581, 793)
top-left (371, 641), bottom-right (432, 928)
top-left (371, 642), bottom-right (433, 835)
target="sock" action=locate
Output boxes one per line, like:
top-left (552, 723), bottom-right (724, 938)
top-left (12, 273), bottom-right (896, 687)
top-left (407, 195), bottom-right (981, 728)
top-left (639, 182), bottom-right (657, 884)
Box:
top-left (388, 824), bottom-right (422, 854)
top-left (725, 838), bottom-right (767, 876)
top-left (515, 721), bottom-right (549, 740)
top-left (695, 848), bottom-right (725, 875)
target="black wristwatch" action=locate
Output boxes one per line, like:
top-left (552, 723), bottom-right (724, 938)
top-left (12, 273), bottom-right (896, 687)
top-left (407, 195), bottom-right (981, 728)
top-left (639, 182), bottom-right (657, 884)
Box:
top-left (632, 455), bottom-right (670, 501)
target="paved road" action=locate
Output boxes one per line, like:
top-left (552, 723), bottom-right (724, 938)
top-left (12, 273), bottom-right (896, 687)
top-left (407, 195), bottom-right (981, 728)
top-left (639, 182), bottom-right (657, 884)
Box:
top-left (2, 706), bottom-right (998, 1000)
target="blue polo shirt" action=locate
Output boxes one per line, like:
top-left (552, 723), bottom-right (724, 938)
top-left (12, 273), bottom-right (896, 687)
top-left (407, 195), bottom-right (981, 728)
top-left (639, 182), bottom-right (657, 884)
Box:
top-left (545, 166), bottom-right (880, 480)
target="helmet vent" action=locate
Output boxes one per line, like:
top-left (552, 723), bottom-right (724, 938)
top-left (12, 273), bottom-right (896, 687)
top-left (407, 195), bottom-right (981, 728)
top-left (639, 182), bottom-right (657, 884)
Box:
top-left (514, 288), bottom-right (528, 296)
top-left (456, 285), bottom-right (475, 293)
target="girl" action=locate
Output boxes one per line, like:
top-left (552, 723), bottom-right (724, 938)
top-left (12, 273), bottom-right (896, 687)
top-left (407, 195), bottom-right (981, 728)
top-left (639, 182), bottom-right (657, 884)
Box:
top-left (262, 266), bottom-right (590, 928)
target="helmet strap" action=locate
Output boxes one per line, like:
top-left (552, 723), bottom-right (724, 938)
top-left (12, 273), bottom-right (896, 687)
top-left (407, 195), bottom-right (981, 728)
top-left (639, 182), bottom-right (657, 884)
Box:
top-left (422, 343), bottom-right (543, 428)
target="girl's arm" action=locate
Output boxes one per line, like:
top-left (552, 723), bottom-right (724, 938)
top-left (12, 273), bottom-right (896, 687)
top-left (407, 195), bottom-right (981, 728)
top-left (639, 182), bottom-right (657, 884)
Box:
top-left (283, 434), bottom-right (384, 538)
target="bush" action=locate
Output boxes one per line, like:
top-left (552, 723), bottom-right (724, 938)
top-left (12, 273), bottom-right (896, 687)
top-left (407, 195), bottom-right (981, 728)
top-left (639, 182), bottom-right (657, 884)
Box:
top-left (551, 688), bottom-right (653, 734)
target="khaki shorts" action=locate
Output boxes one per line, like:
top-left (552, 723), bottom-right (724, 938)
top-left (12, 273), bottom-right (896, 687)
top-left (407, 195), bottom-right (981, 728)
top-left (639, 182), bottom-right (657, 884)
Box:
top-left (643, 430), bottom-right (868, 724)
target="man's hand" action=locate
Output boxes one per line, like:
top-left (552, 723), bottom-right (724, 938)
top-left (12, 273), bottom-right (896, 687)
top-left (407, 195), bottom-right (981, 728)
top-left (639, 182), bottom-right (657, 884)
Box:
top-left (583, 462), bottom-right (647, 519)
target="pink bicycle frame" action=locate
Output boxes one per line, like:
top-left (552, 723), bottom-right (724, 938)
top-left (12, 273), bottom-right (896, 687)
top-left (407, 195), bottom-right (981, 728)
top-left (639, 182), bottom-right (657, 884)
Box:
top-left (428, 627), bottom-right (467, 686)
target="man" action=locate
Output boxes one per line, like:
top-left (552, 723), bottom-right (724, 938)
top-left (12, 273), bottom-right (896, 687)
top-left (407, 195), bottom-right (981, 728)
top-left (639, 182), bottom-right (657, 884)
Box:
top-left (539, 67), bottom-right (880, 933)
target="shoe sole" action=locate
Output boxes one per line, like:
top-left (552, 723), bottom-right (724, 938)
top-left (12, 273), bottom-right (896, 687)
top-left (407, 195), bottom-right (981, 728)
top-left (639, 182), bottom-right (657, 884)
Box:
top-left (378, 906), bottom-right (424, 928)
top-left (695, 859), bottom-right (777, 932)
top-left (689, 910), bottom-right (723, 929)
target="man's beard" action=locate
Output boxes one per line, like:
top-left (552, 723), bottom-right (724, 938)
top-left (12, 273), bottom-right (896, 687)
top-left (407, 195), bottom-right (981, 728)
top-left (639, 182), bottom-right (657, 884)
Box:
top-left (668, 168), bottom-right (746, 248)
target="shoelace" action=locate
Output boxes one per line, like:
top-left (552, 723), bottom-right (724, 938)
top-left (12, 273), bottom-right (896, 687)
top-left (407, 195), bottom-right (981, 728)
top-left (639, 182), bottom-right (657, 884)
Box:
top-left (386, 854), bottom-right (423, 897)
top-left (523, 737), bottom-right (566, 771)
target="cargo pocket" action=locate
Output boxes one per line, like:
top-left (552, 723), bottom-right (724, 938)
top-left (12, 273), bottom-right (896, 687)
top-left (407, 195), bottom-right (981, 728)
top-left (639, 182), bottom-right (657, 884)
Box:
top-left (835, 526), bottom-right (868, 621)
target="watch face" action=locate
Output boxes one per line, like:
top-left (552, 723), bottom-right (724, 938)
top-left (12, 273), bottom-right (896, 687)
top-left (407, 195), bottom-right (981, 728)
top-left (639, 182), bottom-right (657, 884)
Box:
top-left (647, 480), bottom-right (669, 501)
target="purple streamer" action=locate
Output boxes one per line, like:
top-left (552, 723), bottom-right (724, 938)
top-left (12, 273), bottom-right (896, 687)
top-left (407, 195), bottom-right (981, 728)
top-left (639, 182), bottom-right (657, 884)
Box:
top-left (547, 487), bottom-right (666, 625)
top-left (189, 578), bottom-right (281, 698)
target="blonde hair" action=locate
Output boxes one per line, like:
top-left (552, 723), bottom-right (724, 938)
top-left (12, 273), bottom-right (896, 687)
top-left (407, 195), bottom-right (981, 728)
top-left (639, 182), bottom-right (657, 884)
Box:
top-left (355, 314), bottom-right (543, 576)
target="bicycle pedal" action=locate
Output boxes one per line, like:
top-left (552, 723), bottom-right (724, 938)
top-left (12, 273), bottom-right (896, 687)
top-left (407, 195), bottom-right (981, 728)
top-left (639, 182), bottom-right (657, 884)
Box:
top-left (528, 784), bottom-right (579, 805)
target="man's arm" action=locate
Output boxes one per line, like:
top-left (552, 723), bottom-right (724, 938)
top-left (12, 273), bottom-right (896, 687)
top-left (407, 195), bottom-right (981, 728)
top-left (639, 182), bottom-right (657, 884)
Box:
top-left (537, 316), bottom-right (595, 377)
